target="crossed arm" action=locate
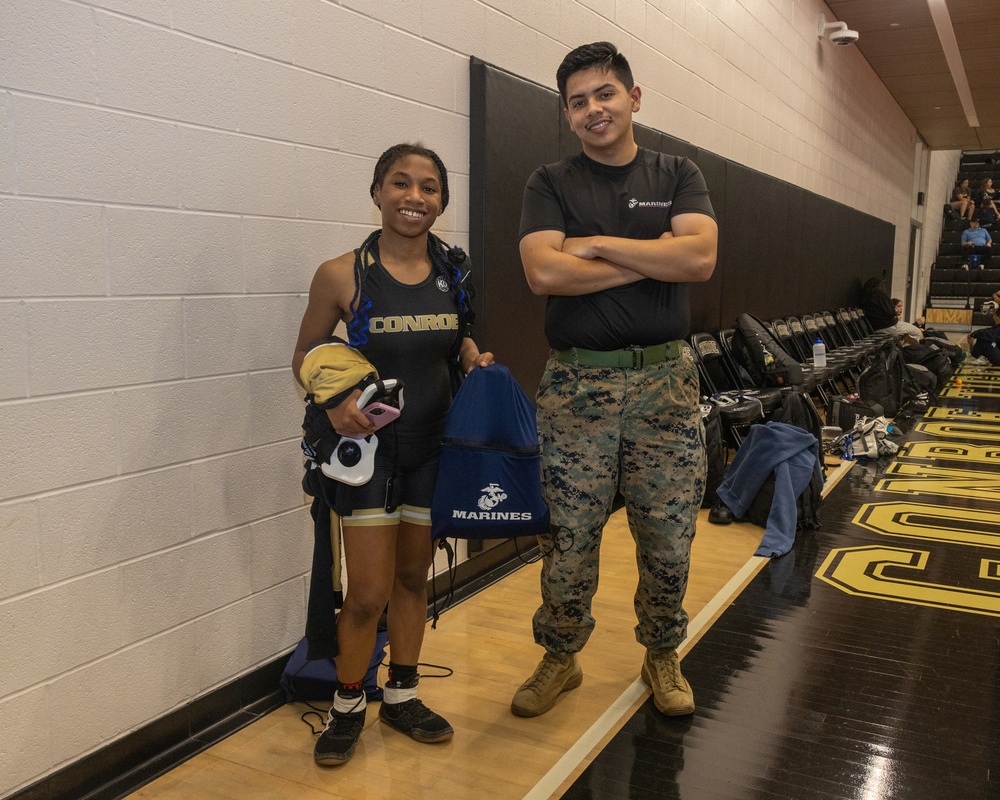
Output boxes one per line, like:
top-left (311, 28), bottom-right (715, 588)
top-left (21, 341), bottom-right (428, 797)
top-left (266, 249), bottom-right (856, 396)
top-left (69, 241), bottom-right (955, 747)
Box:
top-left (519, 212), bottom-right (718, 297)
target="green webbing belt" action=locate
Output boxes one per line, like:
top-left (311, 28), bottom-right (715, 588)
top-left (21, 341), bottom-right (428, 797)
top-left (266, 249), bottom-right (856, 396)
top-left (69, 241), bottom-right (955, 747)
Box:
top-left (552, 341), bottom-right (684, 369)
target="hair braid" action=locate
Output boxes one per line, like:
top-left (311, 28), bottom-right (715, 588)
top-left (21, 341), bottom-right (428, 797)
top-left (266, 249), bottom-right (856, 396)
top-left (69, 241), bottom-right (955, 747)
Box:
top-left (428, 233), bottom-right (473, 334)
top-left (346, 229), bottom-right (381, 347)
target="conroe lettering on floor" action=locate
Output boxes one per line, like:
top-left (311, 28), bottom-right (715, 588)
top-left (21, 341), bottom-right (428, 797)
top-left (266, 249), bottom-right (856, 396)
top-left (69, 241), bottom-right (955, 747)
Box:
top-left (817, 391), bottom-right (1000, 616)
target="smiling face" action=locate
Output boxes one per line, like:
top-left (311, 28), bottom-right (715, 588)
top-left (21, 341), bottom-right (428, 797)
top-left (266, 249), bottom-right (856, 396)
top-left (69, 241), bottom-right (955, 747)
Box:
top-left (563, 66), bottom-right (641, 164)
top-left (371, 154), bottom-right (443, 238)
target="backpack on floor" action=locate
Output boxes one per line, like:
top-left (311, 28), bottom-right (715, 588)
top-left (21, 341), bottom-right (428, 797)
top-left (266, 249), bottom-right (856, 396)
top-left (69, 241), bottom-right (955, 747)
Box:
top-left (902, 363), bottom-right (934, 404)
top-left (770, 388), bottom-right (823, 448)
top-left (747, 466), bottom-right (823, 535)
top-left (280, 628), bottom-right (388, 703)
top-left (768, 388), bottom-right (827, 475)
top-left (731, 313), bottom-right (804, 388)
top-left (830, 394), bottom-right (885, 432)
top-left (900, 343), bottom-right (952, 390)
top-left (934, 338), bottom-right (967, 369)
top-left (858, 342), bottom-right (905, 417)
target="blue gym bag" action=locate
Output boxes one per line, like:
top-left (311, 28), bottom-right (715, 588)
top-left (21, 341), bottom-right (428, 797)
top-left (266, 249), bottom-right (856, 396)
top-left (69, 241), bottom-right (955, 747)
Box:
top-left (431, 364), bottom-right (549, 540)
top-left (280, 629), bottom-right (388, 703)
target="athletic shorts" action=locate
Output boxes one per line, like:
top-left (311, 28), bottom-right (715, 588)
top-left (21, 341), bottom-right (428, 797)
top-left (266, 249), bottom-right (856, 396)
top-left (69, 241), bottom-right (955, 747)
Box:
top-left (333, 431), bottom-right (440, 527)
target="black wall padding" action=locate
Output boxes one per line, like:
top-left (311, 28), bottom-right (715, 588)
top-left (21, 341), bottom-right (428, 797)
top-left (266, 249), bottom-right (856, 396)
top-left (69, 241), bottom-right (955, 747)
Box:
top-left (689, 148), bottom-right (726, 333)
top-left (469, 57), bottom-right (894, 399)
top-left (469, 58), bottom-right (555, 396)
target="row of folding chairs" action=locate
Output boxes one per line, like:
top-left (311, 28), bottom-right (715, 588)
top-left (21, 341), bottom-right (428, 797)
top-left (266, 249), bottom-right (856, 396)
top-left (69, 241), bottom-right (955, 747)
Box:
top-left (691, 307), bottom-right (892, 450)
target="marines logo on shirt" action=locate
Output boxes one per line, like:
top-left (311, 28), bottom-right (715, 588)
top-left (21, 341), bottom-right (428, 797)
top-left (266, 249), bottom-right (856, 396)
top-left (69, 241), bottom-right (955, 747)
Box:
top-left (629, 198), bottom-right (673, 209)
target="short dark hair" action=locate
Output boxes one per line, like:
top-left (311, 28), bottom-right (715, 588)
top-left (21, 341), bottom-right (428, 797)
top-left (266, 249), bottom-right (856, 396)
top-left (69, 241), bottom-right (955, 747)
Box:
top-left (370, 143), bottom-right (449, 211)
top-left (556, 41), bottom-right (634, 105)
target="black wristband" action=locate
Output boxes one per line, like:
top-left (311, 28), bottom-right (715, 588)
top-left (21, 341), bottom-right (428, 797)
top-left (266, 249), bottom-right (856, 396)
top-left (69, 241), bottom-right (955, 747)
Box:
top-left (306, 388), bottom-right (352, 411)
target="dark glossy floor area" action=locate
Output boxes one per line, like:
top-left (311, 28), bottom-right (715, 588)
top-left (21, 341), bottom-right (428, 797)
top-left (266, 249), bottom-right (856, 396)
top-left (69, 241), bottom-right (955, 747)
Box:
top-left (563, 364), bottom-right (1000, 800)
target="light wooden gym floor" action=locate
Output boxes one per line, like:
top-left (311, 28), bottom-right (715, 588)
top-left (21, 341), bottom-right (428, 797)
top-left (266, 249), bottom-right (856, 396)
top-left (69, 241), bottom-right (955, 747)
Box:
top-left (128, 486), bottom-right (851, 800)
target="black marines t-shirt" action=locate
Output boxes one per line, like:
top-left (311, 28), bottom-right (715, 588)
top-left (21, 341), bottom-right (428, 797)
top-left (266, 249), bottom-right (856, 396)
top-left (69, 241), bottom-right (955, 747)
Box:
top-left (519, 147), bottom-right (715, 350)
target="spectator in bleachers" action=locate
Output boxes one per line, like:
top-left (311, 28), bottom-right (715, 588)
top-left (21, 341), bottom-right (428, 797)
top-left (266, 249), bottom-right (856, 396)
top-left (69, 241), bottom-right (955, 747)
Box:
top-left (976, 198), bottom-right (999, 230)
top-left (951, 179), bottom-right (975, 221)
top-left (967, 305), bottom-right (1000, 366)
top-left (960, 217), bottom-right (992, 269)
top-left (861, 277), bottom-right (922, 342)
top-left (977, 177), bottom-right (997, 205)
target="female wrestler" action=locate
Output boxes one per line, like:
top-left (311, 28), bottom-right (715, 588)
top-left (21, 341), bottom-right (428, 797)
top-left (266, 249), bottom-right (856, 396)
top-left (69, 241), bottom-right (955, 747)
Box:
top-left (292, 143), bottom-right (493, 766)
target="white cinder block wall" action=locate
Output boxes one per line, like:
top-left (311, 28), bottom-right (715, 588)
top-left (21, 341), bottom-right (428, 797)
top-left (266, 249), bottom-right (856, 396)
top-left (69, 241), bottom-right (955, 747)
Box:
top-left (0, 0), bottom-right (945, 793)
top-left (926, 150), bottom-right (964, 271)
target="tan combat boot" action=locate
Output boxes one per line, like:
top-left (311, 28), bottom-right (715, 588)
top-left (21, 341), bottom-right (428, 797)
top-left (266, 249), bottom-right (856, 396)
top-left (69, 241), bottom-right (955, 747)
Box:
top-left (641, 649), bottom-right (695, 716)
top-left (510, 652), bottom-right (583, 717)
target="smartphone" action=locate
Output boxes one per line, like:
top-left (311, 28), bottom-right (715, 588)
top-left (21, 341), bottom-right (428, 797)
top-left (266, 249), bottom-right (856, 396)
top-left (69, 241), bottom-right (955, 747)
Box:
top-left (361, 402), bottom-right (401, 430)
top-left (355, 379), bottom-right (404, 433)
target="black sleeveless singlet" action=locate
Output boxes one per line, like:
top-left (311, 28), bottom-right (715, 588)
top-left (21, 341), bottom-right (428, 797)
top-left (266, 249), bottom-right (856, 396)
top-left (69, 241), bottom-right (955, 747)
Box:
top-left (356, 258), bottom-right (460, 448)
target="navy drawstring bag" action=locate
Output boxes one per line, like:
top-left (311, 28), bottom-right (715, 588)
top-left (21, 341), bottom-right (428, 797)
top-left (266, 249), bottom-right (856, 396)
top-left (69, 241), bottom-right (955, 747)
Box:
top-left (431, 364), bottom-right (549, 540)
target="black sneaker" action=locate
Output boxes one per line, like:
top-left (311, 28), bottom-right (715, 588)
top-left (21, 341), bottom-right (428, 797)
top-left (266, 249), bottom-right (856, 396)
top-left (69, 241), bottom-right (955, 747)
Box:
top-left (314, 706), bottom-right (366, 766)
top-left (708, 499), bottom-right (734, 525)
top-left (379, 699), bottom-right (454, 743)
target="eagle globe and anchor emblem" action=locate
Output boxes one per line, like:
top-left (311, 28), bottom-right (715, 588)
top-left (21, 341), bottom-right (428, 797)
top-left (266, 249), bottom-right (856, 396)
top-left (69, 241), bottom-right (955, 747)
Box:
top-left (477, 482), bottom-right (508, 511)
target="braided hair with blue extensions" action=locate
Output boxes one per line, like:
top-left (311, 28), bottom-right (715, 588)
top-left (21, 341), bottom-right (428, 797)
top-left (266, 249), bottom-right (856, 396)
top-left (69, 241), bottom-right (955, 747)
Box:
top-left (347, 231), bottom-right (474, 347)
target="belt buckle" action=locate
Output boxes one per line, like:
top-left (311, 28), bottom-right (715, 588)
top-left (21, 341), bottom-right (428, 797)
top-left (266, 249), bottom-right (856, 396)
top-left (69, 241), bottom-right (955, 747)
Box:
top-left (626, 345), bottom-right (643, 369)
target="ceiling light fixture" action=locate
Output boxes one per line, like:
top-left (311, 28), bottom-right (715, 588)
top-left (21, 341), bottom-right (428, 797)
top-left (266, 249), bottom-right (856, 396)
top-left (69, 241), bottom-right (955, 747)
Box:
top-left (926, 0), bottom-right (979, 127)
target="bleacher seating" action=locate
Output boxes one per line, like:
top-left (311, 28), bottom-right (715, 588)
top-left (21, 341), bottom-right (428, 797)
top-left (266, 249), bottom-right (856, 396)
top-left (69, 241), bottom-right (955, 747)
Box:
top-left (956, 151), bottom-right (999, 184)
top-left (927, 152), bottom-right (1000, 326)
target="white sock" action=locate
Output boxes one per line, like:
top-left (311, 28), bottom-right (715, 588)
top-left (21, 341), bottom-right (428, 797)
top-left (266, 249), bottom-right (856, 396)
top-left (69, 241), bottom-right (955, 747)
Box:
top-left (382, 685), bottom-right (418, 705)
top-left (332, 690), bottom-right (367, 715)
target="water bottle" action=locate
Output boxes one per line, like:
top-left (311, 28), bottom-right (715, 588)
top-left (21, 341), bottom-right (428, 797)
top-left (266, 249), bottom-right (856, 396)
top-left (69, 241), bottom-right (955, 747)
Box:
top-left (812, 337), bottom-right (827, 368)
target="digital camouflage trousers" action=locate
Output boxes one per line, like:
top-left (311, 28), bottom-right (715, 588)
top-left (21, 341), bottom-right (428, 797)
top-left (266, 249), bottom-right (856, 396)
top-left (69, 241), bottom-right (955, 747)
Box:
top-left (532, 346), bottom-right (706, 655)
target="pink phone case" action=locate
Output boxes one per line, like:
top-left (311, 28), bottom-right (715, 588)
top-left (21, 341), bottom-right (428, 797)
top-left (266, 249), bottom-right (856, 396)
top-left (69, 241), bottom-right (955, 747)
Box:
top-left (361, 402), bottom-right (400, 430)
